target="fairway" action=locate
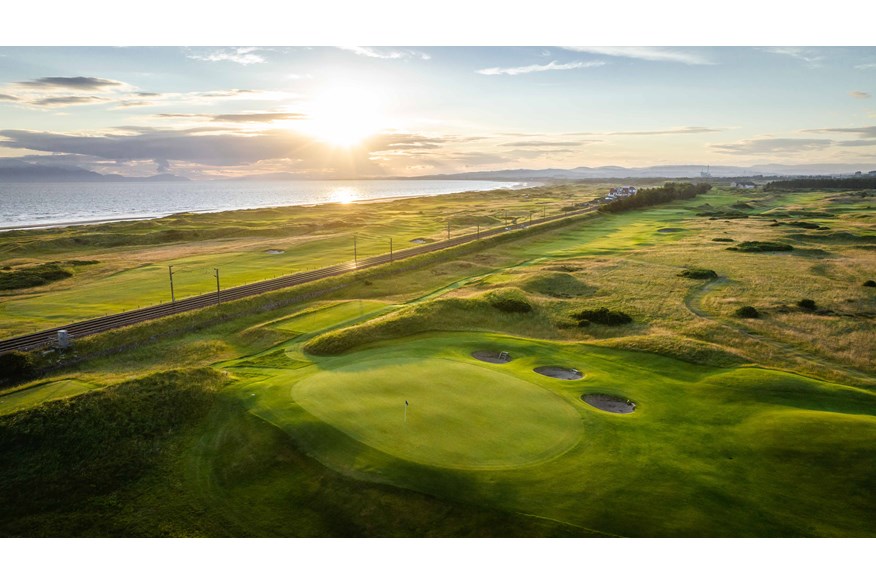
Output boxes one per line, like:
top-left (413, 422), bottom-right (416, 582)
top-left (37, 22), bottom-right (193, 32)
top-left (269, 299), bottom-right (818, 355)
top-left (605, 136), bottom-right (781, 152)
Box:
top-left (292, 357), bottom-right (582, 469)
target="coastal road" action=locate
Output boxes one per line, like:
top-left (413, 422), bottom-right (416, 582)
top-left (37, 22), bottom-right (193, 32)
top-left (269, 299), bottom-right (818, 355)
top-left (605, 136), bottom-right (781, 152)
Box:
top-left (0, 202), bottom-right (600, 355)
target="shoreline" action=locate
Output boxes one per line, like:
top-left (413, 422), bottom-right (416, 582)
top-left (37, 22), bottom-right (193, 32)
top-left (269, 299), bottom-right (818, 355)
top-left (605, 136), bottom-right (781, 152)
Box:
top-left (0, 180), bottom-right (539, 233)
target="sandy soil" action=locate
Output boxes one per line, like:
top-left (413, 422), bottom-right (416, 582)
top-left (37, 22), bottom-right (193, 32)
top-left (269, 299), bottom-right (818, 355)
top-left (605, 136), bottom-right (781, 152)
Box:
top-left (471, 350), bottom-right (512, 364)
top-left (534, 366), bottom-right (583, 380)
top-left (582, 393), bottom-right (636, 413)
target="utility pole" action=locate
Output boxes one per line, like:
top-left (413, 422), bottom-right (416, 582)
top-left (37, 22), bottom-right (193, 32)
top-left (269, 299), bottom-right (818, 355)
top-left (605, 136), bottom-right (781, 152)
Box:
top-left (476, 224), bottom-right (480, 239)
top-left (168, 265), bottom-right (176, 304)
top-left (389, 237), bottom-right (393, 261)
top-left (353, 234), bottom-right (358, 267)
top-left (541, 203), bottom-right (547, 220)
top-left (213, 268), bottom-right (220, 305)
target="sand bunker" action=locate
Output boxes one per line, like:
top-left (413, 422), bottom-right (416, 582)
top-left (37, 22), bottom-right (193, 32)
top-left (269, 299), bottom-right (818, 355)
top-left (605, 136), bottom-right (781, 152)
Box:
top-left (410, 238), bottom-right (429, 244)
top-left (265, 249), bottom-right (285, 254)
top-left (472, 350), bottom-right (512, 364)
top-left (582, 393), bottom-right (636, 414)
top-left (534, 366), bottom-right (583, 380)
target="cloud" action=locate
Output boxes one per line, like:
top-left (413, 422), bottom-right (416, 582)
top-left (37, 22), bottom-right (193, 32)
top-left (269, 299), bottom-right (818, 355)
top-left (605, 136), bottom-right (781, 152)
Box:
top-left (16, 76), bottom-right (124, 90)
top-left (762, 47), bottom-right (824, 67)
top-left (837, 139), bottom-right (876, 147)
top-left (502, 140), bottom-right (586, 147)
top-left (711, 138), bottom-right (834, 155)
top-left (188, 47), bottom-right (266, 65)
top-left (210, 112), bottom-right (307, 123)
top-left (805, 125), bottom-right (876, 138)
top-left (477, 60), bottom-right (605, 76)
top-left (136, 92), bottom-right (161, 97)
top-left (0, 93), bottom-right (18, 101)
top-left (0, 127), bottom-right (459, 177)
top-left (563, 47), bottom-right (713, 65)
top-left (608, 126), bottom-right (724, 136)
top-left (855, 63), bottom-right (876, 70)
top-left (32, 95), bottom-right (106, 107)
top-left (154, 112), bottom-right (306, 123)
top-left (850, 91), bottom-right (871, 99)
top-left (339, 46), bottom-right (430, 60)
top-left (504, 148), bottom-right (576, 159)
top-left (113, 100), bottom-right (155, 109)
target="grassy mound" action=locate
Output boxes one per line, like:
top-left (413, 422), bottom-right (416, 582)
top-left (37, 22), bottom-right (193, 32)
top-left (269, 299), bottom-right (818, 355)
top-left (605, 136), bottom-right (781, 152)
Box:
top-left (304, 291), bottom-right (548, 356)
top-left (728, 241), bottom-right (794, 252)
top-left (678, 268), bottom-right (718, 280)
top-left (0, 368), bottom-right (224, 531)
top-left (0, 259), bottom-right (99, 290)
top-left (520, 272), bottom-right (593, 298)
top-left (486, 288), bottom-right (533, 313)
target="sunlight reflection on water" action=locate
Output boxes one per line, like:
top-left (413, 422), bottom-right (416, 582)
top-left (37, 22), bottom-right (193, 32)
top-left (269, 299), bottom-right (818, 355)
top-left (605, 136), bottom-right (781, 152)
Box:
top-left (329, 187), bottom-right (359, 204)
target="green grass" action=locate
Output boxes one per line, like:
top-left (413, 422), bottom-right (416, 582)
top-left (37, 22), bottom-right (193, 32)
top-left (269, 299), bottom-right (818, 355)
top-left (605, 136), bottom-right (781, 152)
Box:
top-left (1, 184), bottom-right (874, 537)
top-left (0, 378), bottom-right (101, 415)
top-left (291, 357), bottom-right (581, 469)
top-left (244, 332), bottom-right (876, 537)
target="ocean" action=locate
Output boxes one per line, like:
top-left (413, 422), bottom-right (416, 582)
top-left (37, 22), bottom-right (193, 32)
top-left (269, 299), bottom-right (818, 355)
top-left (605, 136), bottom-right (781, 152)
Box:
top-left (0, 179), bottom-right (528, 231)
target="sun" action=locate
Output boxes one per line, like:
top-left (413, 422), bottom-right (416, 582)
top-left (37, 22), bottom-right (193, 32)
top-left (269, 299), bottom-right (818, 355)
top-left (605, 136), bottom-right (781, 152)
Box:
top-left (303, 85), bottom-right (386, 147)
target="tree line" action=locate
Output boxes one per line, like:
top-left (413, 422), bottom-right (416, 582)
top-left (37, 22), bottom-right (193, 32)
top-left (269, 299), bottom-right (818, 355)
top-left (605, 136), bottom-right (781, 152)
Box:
top-left (601, 182), bottom-right (712, 213)
top-left (764, 177), bottom-right (876, 191)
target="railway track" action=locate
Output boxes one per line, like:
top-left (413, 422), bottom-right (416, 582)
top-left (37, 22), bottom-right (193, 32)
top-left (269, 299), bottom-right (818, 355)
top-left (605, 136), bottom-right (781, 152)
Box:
top-left (0, 204), bottom-right (599, 354)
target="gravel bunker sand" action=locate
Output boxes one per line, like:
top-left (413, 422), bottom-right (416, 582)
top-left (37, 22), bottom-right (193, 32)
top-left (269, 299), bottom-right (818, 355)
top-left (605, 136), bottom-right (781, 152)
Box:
top-left (472, 350), bottom-right (512, 364)
top-left (582, 393), bottom-right (636, 414)
top-left (534, 366), bottom-right (583, 380)
top-left (265, 249), bottom-right (285, 254)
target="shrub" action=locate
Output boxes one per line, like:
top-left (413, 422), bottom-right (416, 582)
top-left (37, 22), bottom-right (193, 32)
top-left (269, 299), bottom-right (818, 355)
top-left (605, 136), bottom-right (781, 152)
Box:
top-left (728, 241), bottom-right (794, 253)
top-left (0, 263), bottom-right (73, 290)
top-left (863, 280), bottom-right (876, 288)
top-left (797, 298), bottom-right (817, 311)
top-left (735, 306), bottom-right (760, 319)
top-left (712, 237), bottom-right (734, 242)
top-left (572, 307), bottom-right (632, 326)
top-left (678, 268), bottom-right (718, 280)
top-left (0, 351), bottom-right (36, 384)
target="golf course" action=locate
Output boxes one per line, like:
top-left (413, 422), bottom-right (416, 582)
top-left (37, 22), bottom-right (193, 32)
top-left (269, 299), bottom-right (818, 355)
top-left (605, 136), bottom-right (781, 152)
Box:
top-left (1, 181), bottom-right (874, 537)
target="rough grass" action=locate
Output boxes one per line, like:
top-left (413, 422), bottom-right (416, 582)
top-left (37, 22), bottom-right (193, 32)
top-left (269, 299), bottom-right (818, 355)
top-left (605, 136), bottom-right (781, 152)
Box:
top-left (0, 368), bottom-right (224, 535)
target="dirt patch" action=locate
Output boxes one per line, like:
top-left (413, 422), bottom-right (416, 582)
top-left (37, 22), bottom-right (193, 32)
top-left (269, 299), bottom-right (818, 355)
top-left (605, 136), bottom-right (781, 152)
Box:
top-left (265, 249), bottom-right (285, 254)
top-left (582, 393), bottom-right (636, 414)
top-left (472, 350), bottom-right (512, 364)
top-left (534, 366), bottom-right (583, 380)
top-left (410, 238), bottom-right (433, 244)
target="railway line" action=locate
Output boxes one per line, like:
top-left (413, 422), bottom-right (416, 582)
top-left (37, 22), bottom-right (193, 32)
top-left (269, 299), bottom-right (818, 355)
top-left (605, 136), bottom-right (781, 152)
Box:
top-left (0, 203), bottom-right (599, 355)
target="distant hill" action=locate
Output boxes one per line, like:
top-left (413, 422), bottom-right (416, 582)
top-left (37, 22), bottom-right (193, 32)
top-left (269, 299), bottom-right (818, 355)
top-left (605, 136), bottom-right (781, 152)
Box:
top-left (412, 163), bottom-right (876, 181)
top-left (0, 161), bottom-right (190, 183)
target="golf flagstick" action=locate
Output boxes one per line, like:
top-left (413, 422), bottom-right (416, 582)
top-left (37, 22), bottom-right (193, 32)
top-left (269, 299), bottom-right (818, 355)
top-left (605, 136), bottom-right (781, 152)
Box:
top-left (404, 400), bottom-right (408, 423)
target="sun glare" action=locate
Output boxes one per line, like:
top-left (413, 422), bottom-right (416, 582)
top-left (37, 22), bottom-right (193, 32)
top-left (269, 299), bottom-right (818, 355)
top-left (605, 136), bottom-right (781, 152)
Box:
top-left (304, 85), bottom-right (386, 147)
top-left (329, 186), bottom-right (358, 204)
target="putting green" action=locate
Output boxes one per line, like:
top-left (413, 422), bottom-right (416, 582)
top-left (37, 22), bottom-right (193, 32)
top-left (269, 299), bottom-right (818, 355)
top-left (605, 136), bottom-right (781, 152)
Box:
top-left (292, 357), bottom-right (582, 469)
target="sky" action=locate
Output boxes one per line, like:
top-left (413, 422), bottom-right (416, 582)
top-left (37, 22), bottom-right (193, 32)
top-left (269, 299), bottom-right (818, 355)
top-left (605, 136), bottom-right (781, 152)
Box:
top-left (0, 46), bottom-right (874, 178)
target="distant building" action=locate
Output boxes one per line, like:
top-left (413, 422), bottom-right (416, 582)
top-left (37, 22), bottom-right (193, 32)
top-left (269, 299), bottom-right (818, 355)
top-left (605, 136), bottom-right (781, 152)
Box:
top-left (731, 181), bottom-right (756, 189)
top-left (607, 186), bottom-right (638, 200)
